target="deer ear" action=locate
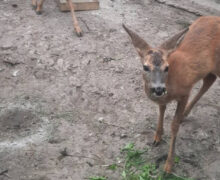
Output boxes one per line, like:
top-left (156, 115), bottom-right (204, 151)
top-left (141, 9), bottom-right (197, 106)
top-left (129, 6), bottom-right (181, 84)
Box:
top-left (123, 24), bottom-right (151, 58)
top-left (160, 28), bottom-right (189, 52)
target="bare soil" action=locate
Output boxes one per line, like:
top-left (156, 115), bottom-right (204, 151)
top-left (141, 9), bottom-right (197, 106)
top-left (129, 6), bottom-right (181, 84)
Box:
top-left (0, 0), bottom-right (220, 180)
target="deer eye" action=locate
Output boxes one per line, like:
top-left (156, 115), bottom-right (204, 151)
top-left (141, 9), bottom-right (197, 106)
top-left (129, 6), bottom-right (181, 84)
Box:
top-left (164, 66), bottom-right (169, 72)
top-left (143, 65), bottom-right (150, 72)
top-left (147, 50), bottom-right (153, 54)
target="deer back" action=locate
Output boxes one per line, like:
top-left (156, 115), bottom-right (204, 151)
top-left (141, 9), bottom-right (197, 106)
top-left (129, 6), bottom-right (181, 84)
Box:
top-left (166, 16), bottom-right (220, 97)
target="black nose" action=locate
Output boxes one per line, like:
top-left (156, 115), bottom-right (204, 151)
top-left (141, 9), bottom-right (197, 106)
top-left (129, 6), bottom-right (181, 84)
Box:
top-left (151, 87), bottom-right (166, 96)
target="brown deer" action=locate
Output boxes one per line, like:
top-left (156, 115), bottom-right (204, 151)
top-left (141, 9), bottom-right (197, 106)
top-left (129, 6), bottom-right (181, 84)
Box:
top-left (123, 16), bottom-right (220, 173)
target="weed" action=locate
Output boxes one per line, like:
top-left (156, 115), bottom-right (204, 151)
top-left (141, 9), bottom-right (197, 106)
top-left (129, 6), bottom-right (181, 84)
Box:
top-left (89, 176), bottom-right (107, 180)
top-left (107, 164), bottom-right (117, 171)
top-left (174, 156), bottom-right (180, 164)
top-left (90, 143), bottom-right (194, 180)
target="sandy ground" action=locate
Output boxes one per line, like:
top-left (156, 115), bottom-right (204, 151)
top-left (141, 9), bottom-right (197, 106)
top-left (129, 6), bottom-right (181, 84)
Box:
top-left (0, 0), bottom-right (220, 179)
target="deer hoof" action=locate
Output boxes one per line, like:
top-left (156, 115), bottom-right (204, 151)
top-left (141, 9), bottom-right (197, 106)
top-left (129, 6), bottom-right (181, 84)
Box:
top-left (153, 133), bottom-right (162, 146)
top-left (183, 106), bottom-right (191, 117)
top-left (74, 26), bottom-right (83, 37)
top-left (183, 112), bottom-right (189, 118)
top-left (32, 5), bottom-right (37, 10)
top-left (36, 10), bottom-right (42, 15)
top-left (76, 31), bottom-right (83, 37)
top-left (164, 161), bottom-right (172, 173)
top-left (152, 140), bottom-right (160, 147)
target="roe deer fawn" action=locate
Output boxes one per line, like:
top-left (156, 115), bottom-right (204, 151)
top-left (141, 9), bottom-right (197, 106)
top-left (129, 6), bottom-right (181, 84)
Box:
top-left (123, 16), bottom-right (220, 173)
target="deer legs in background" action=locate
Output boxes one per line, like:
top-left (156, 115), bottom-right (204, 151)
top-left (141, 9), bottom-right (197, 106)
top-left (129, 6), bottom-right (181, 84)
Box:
top-left (32, 0), bottom-right (45, 15)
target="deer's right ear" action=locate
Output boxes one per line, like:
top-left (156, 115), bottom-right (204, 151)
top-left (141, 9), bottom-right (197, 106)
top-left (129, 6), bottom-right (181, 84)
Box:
top-left (123, 24), bottom-right (151, 58)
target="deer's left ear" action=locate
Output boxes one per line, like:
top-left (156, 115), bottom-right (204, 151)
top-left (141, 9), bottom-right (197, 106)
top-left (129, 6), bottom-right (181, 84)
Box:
top-left (160, 28), bottom-right (189, 54)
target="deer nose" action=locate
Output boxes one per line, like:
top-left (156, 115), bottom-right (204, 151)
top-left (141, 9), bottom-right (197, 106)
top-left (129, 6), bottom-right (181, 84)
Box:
top-left (151, 87), bottom-right (166, 96)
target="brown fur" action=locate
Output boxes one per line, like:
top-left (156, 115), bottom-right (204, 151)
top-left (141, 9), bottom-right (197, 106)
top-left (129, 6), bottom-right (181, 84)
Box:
top-left (123, 16), bottom-right (220, 173)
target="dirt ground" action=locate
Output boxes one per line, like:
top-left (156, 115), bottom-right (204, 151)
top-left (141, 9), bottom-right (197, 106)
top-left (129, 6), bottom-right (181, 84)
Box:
top-left (0, 0), bottom-right (220, 180)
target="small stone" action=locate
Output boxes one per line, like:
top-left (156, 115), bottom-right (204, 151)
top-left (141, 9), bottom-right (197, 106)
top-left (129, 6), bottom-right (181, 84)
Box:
top-left (55, 58), bottom-right (64, 71)
top-left (47, 58), bottom-right (55, 66)
top-left (69, 76), bottom-right (81, 87)
top-left (108, 92), bottom-right (114, 97)
top-left (98, 117), bottom-right (104, 123)
top-left (86, 161), bottom-right (93, 167)
top-left (114, 67), bottom-right (124, 73)
top-left (24, 96), bottom-right (30, 100)
top-left (120, 133), bottom-right (128, 139)
top-left (111, 132), bottom-right (116, 137)
top-left (134, 134), bottom-right (141, 138)
top-left (12, 4), bottom-right (18, 8)
top-left (194, 129), bottom-right (209, 140)
top-left (48, 138), bottom-right (64, 144)
top-left (117, 158), bottom-right (122, 164)
top-left (12, 70), bottom-right (19, 77)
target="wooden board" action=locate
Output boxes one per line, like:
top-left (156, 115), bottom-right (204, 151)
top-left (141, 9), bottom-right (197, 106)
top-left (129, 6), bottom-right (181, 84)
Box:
top-left (59, 0), bottom-right (99, 11)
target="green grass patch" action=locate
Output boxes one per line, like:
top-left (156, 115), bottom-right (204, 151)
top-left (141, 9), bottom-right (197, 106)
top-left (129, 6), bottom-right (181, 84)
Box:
top-left (90, 143), bottom-right (194, 180)
top-left (89, 177), bottom-right (107, 180)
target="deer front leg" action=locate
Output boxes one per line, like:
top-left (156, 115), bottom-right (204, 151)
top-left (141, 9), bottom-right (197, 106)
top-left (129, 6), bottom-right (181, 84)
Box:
top-left (164, 96), bottom-right (188, 173)
top-left (153, 105), bottom-right (166, 145)
top-left (67, 0), bottom-right (83, 37)
top-left (36, 0), bottom-right (45, 15)
top-left (32, 0), bottom-right (37, 9)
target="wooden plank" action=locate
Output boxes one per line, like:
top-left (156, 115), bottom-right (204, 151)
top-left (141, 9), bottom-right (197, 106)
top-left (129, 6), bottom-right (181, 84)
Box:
top-left (59, 0), bottom-right (99, 11)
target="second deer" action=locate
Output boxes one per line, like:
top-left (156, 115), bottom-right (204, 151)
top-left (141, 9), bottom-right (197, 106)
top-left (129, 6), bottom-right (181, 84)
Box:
top-left (31, 0), bottom-right (82, 36)
top-left (123, 16), bottom-right (220, 173)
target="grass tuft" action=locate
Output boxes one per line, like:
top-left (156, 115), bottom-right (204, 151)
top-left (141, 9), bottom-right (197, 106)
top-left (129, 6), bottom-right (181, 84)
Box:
top-left (89, 176), bottom-right (107, 180)
top-left (90, 143), bottom-right (194, 180)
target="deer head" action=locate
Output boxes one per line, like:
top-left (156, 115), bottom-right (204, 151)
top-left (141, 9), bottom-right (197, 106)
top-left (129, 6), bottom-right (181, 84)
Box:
top-left (123, 24), bottom-right (188, 98)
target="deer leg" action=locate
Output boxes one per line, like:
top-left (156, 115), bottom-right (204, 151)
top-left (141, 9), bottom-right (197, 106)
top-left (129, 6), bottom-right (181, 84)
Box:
top-left (67, 0), bottom-right (83, 37)
top-left (164, 96), bottom-right (188, 173)
top-left (36, 0), bottom-right (45, 15)
top-left (32, 0), bottom-right (37, 9)
top-left (184, 73), bottom-right (217, 117)
top-left (153, 105), bottom-right (166, 146)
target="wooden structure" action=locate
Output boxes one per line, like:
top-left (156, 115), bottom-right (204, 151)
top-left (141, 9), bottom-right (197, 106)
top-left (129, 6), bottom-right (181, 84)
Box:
top-left (59, 0), bottom-right (99, 12)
